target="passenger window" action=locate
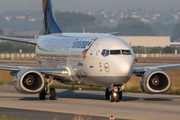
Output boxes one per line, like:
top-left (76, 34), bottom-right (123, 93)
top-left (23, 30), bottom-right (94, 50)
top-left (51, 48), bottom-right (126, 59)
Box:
top-left (106, 50), bottom-right (109, 56)
top-left (122, 50), bottom-right (131, 55)
top-left (110, 50), bottom-right (121, 55)
top-left (101, 49), bottom-right (106, 56)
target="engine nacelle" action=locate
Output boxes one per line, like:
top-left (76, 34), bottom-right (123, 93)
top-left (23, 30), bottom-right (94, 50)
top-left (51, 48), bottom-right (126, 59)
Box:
top-left (13, 69), bottom-right (45, 94)
top-left (140, 69), bottom-right (171, 94)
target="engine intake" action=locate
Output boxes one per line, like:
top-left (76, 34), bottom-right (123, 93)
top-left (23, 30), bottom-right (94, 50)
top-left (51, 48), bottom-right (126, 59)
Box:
top-left (14, 69), bottom-right (45, 94)
top-left (140, 69), bottom-right (171, 94)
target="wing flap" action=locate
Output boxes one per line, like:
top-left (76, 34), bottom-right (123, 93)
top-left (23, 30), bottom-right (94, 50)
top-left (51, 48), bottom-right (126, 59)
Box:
top-left (0, 36), bottom-right (37, 45)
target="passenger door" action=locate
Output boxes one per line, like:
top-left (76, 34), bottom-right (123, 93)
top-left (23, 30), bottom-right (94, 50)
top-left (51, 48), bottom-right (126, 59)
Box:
top-left (89, 44), bottom-right (98, 68)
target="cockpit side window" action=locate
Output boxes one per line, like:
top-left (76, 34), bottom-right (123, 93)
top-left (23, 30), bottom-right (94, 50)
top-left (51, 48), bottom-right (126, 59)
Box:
top-left (110, 50), bottom-right (121, 55)
top-left (101, 49), bottom-right (106, 56)
top-left (122, 50), bottom-right (131, 55)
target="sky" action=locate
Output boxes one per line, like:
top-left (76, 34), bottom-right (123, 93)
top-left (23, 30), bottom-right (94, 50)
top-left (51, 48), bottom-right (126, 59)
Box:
top-left (0, 0), bottom-right (180, 12)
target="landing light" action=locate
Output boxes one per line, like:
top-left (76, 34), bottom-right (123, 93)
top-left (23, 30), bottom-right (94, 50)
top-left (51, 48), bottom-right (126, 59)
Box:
top-left (113, 92), bottom-right (117, 97)
top-left (62, 71), bottom-right (68, 74)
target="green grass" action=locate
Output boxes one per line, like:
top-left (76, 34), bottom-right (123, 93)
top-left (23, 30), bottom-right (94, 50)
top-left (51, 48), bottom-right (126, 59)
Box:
top-left (0, 79), bottom-right (4, 85)
top-left (1, 68), bottom-right (180, 94)
top-left (124, 86), bottom-right (142, 92)
top-left (52, 83), bottom-right (180, 94)
top-left (1, 81), bottom-right (180, 94)
top-left (0, 78), bottom-right (13, 85)
top-left (51, 83), bottom-right (106, 90)
top-left (167, 89), bottom-right (180, 94)
top-left (0, 115), bottom-right (28, 120)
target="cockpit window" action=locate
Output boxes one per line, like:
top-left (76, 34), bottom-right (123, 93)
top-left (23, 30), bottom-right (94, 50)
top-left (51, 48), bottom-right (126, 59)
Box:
top-left (110, 50), bottom-right (121, 55)
top-left (106, 50), bottom-right (109, 56)
top-left (102, 49), bottom-right (131, 56)
top-left (122, 50), bottom-right (131, 55)
top-left (101, 49), bottom-right (106, 56)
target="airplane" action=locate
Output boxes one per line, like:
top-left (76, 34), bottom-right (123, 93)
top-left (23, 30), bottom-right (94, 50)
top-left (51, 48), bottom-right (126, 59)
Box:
top-left (0, 0), bottom-right (180, 102)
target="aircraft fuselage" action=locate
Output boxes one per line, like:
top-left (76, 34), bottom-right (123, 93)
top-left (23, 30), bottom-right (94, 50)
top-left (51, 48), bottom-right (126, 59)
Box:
top-left (36, 33), bottom-right (134, 86)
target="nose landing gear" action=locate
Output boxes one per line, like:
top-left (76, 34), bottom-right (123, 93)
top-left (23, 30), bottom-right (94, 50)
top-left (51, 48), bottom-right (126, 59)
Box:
top-left (109, 91), bottom-right (122, 102)
top-left (105, 84), bottom-right (124, 102)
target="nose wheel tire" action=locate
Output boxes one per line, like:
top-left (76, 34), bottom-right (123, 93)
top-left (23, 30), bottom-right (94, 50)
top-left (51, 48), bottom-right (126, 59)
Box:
top-left (119, 91), bottom-right (122, 101)
top-left (39, 89), bottom-right (46, 100)
top-left (110, 92), bottom-right (114, 102)
top-left (49, 88), bottom-right (56, 100)
top-left (105, 88), bottom-right (110, 100)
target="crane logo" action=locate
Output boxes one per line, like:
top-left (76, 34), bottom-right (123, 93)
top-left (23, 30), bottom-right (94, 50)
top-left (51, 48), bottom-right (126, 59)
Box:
top-left (104, 63), bottom-right (110, 73)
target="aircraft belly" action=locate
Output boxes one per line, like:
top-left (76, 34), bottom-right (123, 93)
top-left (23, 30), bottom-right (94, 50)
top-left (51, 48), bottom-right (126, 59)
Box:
top-left (69, 75), bottom-right (130, 86)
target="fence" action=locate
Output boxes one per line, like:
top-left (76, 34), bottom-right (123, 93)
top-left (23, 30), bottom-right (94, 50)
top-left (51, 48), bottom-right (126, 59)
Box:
top-left (0, 53), bottom-right (179, 62)
top-left (0, 53), bottom-right (36, 59)
top-left (135, 54), bottom-right (180, 58)
top-left (135, 54), bottom-right (180, 62)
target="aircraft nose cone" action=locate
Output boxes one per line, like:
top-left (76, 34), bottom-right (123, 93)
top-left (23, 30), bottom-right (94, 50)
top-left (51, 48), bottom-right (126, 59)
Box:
top-left (117, 56), bottom-right (134, 76)
top-left (120, 61), bottom-right (133, 76)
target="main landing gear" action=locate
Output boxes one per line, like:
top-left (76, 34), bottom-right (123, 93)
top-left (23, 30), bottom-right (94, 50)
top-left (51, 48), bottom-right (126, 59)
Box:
top-left (105, 84), bottom-right (125, 102)
top-left (39, 76), bottom-right (56, 100)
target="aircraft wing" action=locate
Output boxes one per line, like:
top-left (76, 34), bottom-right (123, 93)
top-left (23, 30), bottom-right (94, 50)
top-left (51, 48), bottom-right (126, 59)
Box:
top-left (133, 64), bottom-right (180, 73)
top-left (0, 65), bottom-right (69, 76)
top-left (0, 36), bottom-right (37, 45)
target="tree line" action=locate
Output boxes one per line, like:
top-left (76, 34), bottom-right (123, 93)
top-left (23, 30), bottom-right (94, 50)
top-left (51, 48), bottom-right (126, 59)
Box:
top-left (0, 42), bottom-right (35, 53)
top-left (39, 12), bottom-right (157, 36)
top-left (53, 12), bottom-right (157, 36)
top-left (1, 11), bottom-right (180, 40)
top-left (41, 12), bottom-right (180, 40)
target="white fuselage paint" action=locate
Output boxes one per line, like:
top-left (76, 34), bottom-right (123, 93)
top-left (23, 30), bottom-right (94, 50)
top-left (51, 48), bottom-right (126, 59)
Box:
top-left (36, 33), bottom-right (134, 87)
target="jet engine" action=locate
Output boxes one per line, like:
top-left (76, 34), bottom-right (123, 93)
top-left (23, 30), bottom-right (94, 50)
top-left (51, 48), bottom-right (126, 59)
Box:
top-left (13, 69), bottom-right (45, 94)
top-left (140, 69), bottom-right (171, 94)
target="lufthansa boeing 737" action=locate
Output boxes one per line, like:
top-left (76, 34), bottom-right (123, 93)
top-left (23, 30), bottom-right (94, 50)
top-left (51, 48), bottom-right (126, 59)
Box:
top-left (0, 0), bottom-right (180, 102)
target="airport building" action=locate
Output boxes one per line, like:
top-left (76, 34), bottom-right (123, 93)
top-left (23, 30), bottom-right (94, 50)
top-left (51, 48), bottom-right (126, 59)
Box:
top-left (0, 36), bottom-right (178, 47)
top-left (119, 36), bottom-right (171, 47)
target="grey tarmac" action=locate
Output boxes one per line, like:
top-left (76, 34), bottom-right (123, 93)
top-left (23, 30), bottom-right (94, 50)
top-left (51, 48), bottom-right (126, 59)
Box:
top-left (0, 107), bottom-right (126, 120)
top-left (0, 86), bottom-right (180, 120)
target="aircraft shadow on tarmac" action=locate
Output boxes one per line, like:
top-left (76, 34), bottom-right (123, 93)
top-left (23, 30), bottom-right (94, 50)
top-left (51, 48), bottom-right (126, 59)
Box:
top-left (18, 89), bottom-right (173, 102)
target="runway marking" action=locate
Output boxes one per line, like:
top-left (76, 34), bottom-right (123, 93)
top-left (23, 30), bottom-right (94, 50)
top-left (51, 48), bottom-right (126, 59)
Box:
top-left (0, 105), bottom-right (143, 120)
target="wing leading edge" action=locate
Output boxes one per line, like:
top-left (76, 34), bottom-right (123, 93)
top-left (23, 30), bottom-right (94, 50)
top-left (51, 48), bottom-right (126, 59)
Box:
top-left (0, 65), bottom-right (69, 77)
top-left (133, 64), bottom-right (180, 73)
top-left (0, 36), bottom-right (37, 45)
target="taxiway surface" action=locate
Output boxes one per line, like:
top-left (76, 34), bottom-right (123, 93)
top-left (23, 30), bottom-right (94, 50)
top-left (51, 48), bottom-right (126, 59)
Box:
top-left (0, 61), bottom-right (179, 120)
top-left (0, 86), bottom-right (180, 120)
